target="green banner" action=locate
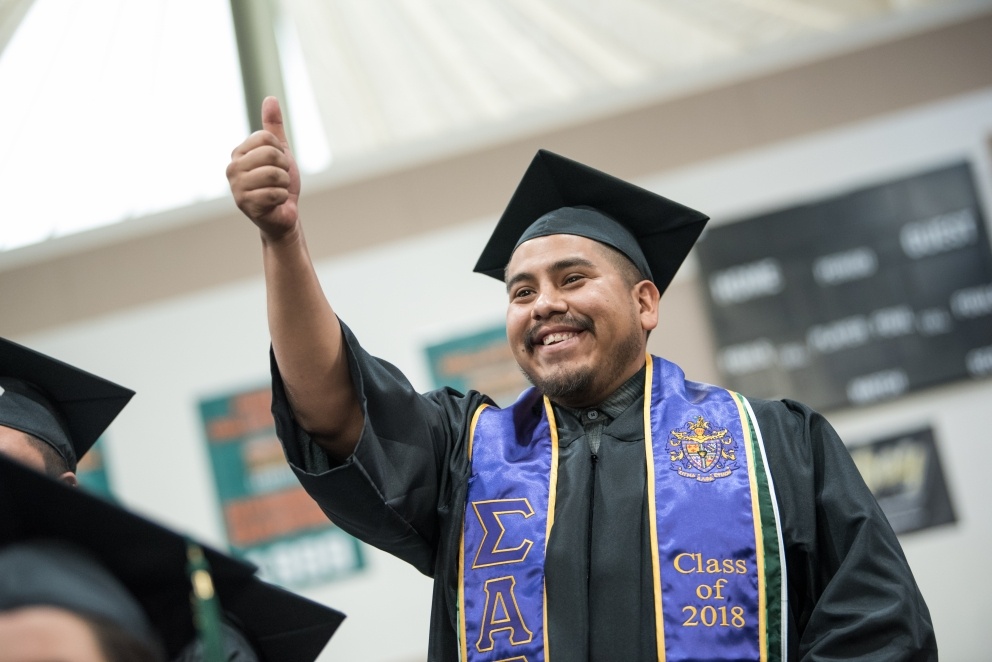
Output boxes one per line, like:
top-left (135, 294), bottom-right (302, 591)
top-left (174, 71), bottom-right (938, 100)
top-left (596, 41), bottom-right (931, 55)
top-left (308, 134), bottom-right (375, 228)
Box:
top-left (76, 438), bottom-right (114, 500)
top-left (425, 325), bottom-right (530, 407)
top-left (199, 386), bottom-right (364, 588)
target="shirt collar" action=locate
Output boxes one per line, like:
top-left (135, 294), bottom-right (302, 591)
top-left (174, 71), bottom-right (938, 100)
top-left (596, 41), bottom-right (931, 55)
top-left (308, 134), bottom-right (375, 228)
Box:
top-left (551, 365), bottom-right (647, 446)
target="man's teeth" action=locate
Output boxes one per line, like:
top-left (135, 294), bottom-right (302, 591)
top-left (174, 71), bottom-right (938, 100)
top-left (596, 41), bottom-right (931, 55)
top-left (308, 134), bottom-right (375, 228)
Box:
top-left (543, 332), bottom-right (577, 346)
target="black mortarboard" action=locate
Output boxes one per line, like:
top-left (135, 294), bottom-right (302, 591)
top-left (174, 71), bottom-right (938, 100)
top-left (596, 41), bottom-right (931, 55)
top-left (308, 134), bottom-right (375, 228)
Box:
top-left (0, 337), bottom-right (134, 470)
top-left (0, 455), bottom-right (345, 661)
top-left (474, 149), bottom-right (709, 294)
top-left (0, 540), bottom-right (165, 655)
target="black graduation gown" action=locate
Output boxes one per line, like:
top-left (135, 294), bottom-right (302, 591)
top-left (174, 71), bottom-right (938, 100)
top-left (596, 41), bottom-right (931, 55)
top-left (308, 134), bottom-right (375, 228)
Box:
top-left (272, 323), bottom-right (936, 661)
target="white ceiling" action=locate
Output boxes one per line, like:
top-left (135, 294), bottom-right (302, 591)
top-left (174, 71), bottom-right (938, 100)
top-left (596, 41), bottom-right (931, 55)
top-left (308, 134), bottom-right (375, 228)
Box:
top-left (281, 0), bottom-right (955, 161)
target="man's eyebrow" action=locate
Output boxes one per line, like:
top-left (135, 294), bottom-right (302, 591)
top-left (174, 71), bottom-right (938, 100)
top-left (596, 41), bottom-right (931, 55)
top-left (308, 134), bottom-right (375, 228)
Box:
top-left (505, 270), bottom-right (532, 293)
top-left (505, 257), bottom-right (597, 293)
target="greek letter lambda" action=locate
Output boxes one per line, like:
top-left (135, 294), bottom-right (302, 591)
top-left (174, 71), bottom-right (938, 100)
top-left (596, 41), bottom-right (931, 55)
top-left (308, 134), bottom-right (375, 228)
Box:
top-left (476, 576), bottom-right (534, 653)
top-left (471, 498), bottom-right (535, 568)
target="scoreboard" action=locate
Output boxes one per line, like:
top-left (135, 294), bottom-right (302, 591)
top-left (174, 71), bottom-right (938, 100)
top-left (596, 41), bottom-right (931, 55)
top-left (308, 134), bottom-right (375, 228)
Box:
top-left (695, 162), bottom-right (992, 411)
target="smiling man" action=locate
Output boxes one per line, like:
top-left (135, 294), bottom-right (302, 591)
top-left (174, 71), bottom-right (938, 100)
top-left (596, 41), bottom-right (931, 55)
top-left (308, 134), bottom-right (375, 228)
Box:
top-left (227, 98), bottom-right (936, 661)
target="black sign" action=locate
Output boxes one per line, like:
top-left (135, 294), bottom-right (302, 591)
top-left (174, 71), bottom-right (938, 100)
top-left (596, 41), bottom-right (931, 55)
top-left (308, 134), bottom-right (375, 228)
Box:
top-left (695, 162), bottom-right (992, 410)
top-left (848, 426), bottom-right (955, 535)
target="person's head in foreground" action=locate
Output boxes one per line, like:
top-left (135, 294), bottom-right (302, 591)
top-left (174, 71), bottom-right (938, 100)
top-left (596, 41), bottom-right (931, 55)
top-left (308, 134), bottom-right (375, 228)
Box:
top-left (0, 337), bottom-right (133, 485)
top-left (0, 455), bottom-right (345, 662)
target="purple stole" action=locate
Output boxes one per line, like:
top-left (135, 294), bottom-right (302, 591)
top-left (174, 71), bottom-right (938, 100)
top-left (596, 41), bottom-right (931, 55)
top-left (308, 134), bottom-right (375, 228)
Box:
top-left (458, 356), bottom-right (786, 661)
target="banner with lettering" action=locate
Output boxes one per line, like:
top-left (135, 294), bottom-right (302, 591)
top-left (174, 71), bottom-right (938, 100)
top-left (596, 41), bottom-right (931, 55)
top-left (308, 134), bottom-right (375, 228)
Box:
top-left (199, 386), bottom-right (365, 588)
top-left (426, 324), bottom-right (530, 407)
top-left (849, 426), bottom-right (955, 535)
top-left (695, 161), bottom-right (992, 411)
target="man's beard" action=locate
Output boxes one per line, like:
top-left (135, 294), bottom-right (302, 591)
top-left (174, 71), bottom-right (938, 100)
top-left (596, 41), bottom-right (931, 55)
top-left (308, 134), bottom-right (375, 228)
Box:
top-left (520, 361), bottom-right (596, 404)
top-left (519, 313), bottom-right (644, 406)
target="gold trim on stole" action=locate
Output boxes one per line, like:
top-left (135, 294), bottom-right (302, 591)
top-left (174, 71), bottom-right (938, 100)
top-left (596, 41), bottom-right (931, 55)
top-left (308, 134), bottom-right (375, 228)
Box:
top-left (460, 403), bottom-right (492, 661)
top-left (541, 396), bottom-right (560, 660)
top-left (642, 355), bottom-right (667, 662)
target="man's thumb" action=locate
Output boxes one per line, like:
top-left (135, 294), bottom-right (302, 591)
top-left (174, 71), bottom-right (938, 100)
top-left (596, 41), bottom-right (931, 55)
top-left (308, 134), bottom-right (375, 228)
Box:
top-left (261, 96), bottom-right (288, 144)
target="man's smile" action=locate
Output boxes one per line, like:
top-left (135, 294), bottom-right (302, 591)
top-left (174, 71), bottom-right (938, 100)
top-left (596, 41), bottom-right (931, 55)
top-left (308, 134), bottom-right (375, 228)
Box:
top-left (525, 317), bottom-right (593, 353)
top-left (541, 331), bottom-right (579, 346)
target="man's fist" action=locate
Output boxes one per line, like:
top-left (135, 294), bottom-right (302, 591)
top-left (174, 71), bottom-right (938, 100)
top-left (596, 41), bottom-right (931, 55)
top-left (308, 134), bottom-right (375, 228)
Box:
top-left (226, 97), bottom-right (301, 240)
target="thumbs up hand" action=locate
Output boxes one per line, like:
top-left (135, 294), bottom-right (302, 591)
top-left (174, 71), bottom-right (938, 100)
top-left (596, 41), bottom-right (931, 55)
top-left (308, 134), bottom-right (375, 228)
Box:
top-left (227, 97), bottom-right (301, 240)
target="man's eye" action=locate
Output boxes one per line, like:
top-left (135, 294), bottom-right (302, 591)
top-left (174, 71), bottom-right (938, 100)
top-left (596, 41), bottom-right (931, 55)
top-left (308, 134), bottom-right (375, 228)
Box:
top-left (513, 288), bottom-right (534, 299)
top-left (564, 274), bottom-right (584, 284)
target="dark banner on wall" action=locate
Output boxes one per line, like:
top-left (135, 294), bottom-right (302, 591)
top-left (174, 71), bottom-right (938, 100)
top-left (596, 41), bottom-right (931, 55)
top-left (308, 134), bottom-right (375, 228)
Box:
top-left (199, 387), bottom-right (365, 588)
top-left (695, 161), bottom-right (992, 411)
top-left (849, 426), bottom-right (955, 535)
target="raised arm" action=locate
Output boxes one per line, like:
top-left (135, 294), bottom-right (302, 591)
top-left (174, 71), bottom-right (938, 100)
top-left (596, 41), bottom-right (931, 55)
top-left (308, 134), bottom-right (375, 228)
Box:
top-left (226, 97), bottom-right (362, 460)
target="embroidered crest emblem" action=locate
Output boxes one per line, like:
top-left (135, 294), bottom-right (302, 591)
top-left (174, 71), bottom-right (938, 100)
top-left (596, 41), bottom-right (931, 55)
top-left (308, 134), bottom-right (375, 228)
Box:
top-left (669, 415), bottom-right (738, 482)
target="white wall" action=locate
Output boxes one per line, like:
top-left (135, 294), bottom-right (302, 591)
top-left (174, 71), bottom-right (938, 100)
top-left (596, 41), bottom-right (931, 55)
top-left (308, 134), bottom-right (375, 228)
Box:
top-left (15, 88), bottom-right (992, 661)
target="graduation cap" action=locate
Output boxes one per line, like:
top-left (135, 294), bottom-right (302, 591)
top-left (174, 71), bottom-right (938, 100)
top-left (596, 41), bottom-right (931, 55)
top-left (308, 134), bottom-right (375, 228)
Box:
top-left (0, 455), bottom-right (345, 661)
top-left (0, 540), bottom-right (166, 657)
top-left (474, 149), bottom-right (709, 294)
top-left (0, 337), bottom-right (134, 471)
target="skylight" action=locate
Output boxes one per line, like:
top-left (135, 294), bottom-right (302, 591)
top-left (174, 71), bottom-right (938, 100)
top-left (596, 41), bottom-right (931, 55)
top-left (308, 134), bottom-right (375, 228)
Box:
top-left (0, 0), bottom-right (248, 251)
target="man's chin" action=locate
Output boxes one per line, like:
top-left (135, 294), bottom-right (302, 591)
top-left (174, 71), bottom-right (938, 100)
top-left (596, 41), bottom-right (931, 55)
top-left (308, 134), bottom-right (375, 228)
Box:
top-left (524, 365), bottom-right (595, 405)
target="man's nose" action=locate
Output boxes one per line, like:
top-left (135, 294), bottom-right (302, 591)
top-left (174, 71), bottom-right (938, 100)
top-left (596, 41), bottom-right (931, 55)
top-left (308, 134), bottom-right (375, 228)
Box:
top-left (532, 288), bottom-right (566, 319)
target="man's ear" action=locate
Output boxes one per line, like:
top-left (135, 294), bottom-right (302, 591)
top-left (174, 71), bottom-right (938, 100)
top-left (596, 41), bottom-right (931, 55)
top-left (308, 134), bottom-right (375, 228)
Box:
top-left (634, 280), bottom-right (661, 332)
top-left (58, 471), bottom-right (79, 487)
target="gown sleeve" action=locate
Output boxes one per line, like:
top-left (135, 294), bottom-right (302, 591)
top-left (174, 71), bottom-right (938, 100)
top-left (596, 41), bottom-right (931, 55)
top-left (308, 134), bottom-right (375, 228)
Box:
top-left (751, 398), bottom-right (937, 661)
top-left (268, 320), bottom-right (488, 577)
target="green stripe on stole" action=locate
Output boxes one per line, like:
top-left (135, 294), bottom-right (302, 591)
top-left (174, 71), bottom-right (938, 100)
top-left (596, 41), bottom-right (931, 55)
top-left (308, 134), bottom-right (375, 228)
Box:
top-left (735, 393), bottom-right (787, 662)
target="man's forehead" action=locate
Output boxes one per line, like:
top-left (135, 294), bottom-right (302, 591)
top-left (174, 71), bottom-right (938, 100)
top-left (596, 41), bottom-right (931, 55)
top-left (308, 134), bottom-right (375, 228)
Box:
top-left (0, 425), bottom-right (31, 443)
top-left (0, 425), bottom-right (48, 474)
top-left (0, 607), bottom-right (107, 662)
top-left (505, 234), bottom-right (608, 275)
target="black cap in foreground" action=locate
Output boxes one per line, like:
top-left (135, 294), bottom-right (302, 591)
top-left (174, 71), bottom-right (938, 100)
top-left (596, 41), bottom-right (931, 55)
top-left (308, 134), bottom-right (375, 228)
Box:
top-left (474, 149), bottom-right (709, 294)
top-left (0, 337), bottom-right (134, 470)
top-left (0, 539), bottom-right (167, 658)
top-left (0, 455), bottom-right (345, 661)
